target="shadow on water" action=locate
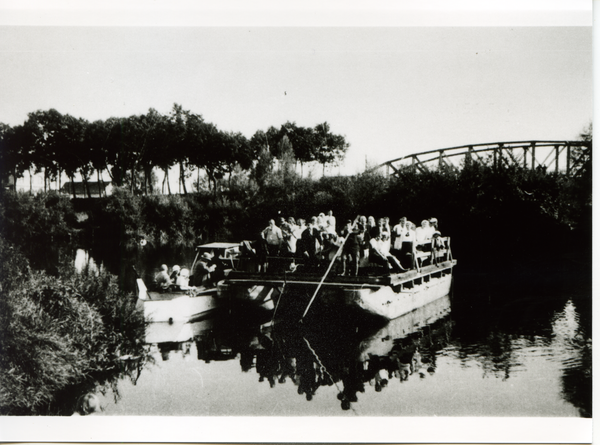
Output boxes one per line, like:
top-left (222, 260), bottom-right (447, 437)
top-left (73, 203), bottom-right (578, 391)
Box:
top-left (142, 296), bottom-right (455, 412)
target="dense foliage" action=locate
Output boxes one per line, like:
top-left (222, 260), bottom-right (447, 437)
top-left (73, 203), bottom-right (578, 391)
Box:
top-left (0, 237), bottom-right (149, 415)
top-left (0, 105), bottom-right (349, 196)
top-left (0, 190), bottom-right (77, 271)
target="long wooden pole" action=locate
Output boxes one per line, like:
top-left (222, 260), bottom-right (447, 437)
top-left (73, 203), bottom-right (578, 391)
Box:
top-left (300, 217), bottom-right (359, 321)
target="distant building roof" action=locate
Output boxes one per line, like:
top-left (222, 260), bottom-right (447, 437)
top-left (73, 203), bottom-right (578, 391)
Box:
top-left (61, 181), bottom-right (111, 195)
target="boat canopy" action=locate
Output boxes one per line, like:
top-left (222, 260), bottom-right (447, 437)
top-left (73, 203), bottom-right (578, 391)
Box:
top-left (197, 242), bottom-right (240, 250)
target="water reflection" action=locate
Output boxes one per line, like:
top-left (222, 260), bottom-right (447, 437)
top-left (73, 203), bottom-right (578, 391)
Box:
top-left (78, 244), bottom-right (590, 417)
top-left (144, 296), bottom-right (453, 412)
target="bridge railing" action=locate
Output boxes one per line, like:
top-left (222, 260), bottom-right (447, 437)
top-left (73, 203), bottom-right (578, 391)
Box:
top-left (379, 140), bottom-right (591, 177)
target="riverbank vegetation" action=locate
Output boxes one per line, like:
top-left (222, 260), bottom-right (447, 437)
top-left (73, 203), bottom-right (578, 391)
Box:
top-left (0, 237), bottom-right (149, 415)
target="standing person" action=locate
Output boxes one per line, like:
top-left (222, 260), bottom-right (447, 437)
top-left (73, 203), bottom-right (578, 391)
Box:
top-left (287, 217), bottom-right (298, 233)
top-left (262, 219), bottom-right (283, 257)
top-left (316, 213), bottom-right (326, 231)
top-left (279, 217), bottom-right (296, 255)
top-left (342, 222), bottom-right (364, 276)
top-left (296, 218), bottom-right (307, 235)
top-left (391, 217), bottom-right (408, 255)
top-left (367, 216), bottom-right (377, 238)
top-left (300, 216), bottom-right (323, 268)
top-left (383, 217), bottom-right (391, 234)
top-left (325, 210), bottom-right (336, 233)
top-left (377, 218), bottom-right (391, 247)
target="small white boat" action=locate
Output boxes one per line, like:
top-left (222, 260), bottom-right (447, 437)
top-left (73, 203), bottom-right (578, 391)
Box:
top-left (136, 278), bottom-right (219, 324)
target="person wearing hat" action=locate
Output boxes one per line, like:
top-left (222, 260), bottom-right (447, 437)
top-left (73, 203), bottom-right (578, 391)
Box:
top-left (193, 252), bottom-right (216, 288)
top-left (169, 265), bottom-right (181, 282)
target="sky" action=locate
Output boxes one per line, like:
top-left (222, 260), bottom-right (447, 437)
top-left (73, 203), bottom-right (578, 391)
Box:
top-left (0, 2), bottom-right (593, 176)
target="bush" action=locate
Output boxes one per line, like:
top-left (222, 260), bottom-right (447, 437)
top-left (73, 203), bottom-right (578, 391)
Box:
top-left (0, 237), bottom-right (149, 415)
top-left (97, 187), bottom-right (144, 248)
top-left (0, 190), bottom-right (77, 270)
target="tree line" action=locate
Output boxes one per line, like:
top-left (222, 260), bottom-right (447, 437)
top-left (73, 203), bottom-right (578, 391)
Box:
top-left (0, 104), bottom-right (349, 197)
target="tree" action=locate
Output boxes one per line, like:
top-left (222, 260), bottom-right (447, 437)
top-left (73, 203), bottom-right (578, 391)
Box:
top-left (174, 107), bottom-right (204, 195)
top-left (571, 122), bottom-right (592, 180)
top-left (2, 125), bottom-right (36, 192)
top-left (284, 123), bottom-right (316, 177)
top-left (313, 122), bottom-right (349, 174)
top-left (85, 119), bottom-right (115, 197)
top-left (250, 130), bottom-right (274, 188)
top-left (221, 131), bottom-right (253, 189)
top-left (23, 109), bottom-right (67, 192)
top-left (58, 114), bottom-right (89, 198)
top-left (0, 123), bottom-right (17, 190)
top-left (132, 108), bottom-right (167, 195)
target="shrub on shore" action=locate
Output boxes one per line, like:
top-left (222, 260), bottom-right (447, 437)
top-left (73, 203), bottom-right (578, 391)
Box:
top-left (0, 237), bottom-right (149, 415)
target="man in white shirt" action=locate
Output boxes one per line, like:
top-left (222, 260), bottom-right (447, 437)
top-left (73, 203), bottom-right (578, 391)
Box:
top-left (392, 217), bottom-right (408, 253)
top-left (415, 220), bottom-right (435, 245)
top-left (262, 219), bottom-right (283, 257)
top-left (325, 210), bottom-right (336, 233)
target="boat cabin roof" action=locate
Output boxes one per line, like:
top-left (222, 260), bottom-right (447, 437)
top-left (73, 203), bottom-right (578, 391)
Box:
top-left (197, 242), bottom-right (240, 250)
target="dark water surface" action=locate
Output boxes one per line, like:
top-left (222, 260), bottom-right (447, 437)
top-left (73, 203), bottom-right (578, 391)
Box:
top-left (77, 245), bottom-right (591, 417)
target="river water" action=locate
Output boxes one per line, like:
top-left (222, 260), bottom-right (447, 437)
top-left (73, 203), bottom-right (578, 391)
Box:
top-left (75, 245), bottom-right (591, 419)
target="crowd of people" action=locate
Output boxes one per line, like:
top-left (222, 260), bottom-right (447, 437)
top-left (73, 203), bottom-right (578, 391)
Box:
top-left (153, 252), bottom-right (220, 292)
top-left (153, 210), bottom-right (445, 288)
top-left (250, 210), bottom-right (443, 275)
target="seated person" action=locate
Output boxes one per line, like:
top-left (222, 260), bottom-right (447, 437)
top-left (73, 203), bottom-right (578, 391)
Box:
top-left (369, 229), bottom-right (404, 273)
top-left (379, 232), bottom-right (405, 272)
top-left (176, 268), bottom-right (194, 290)
top-left (398, 222), bottom-right (417, 269)
top-left (154, 264), bottom-right (171, 291)
top-left (415, 219), bottom-right (434, 251)
top-left (193, 252), bottom-right (217, 288)
top-left (169, 265), bottom-right (181, 281)
top-left (324, 219), bottom-right (337, 236)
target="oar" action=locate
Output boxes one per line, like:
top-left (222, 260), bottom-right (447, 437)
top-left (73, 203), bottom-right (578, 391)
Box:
top-left (300, 217), bottom-right (359, 322)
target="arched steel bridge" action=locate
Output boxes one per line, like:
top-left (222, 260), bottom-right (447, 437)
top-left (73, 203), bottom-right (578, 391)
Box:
top-left (378, 140), bottom-right (591, 177)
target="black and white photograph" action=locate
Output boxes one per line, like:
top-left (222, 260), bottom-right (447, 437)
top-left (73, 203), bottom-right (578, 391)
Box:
top-left (0, 1), bottom-right (593, 443)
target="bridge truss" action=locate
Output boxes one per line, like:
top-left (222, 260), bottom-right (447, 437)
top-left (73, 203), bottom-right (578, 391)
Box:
top-left (379, 140), bottom-right (591, 177)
